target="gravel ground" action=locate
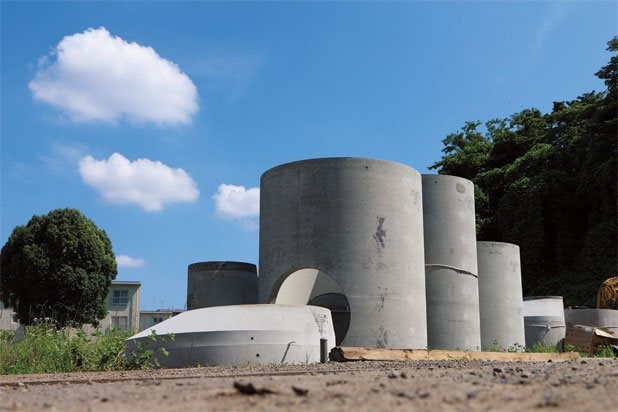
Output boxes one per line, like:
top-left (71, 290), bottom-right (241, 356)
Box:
top-left (1, 359), bottom-right (617, 411)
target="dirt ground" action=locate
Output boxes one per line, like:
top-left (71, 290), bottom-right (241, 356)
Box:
top-left (1, 358), bottom-right (617, 411)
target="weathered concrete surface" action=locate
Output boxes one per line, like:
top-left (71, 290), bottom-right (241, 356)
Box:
top-left (422, 174), bottom-right (481, 351)
top-left (2, 359), bottom-right (617, 412)
top-left (187, 261), bottom-right (257, 310)
top-left (477, 241), bottom-right (526, 351)
top-left (259, 158), bottom-right (427, 349)
top-left (523, 297), bottom-right (566, 348)
top-left (564, 308), bottom-right (618, 335)
top-left (125, 305), bottom-right (336, 367)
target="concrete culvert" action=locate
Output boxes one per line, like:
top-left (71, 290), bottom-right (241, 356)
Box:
top-left (523, 296), bottom-right (566, 348)
top-left (187, 261), bottom-right (257, 310)
top-left (564, 308), bottom-right (618, 336)
top-left (477, 241), bottom-right (526, 351)
top-left (259, 157), bottom-right (427, 349)
top-left (422, 174), bottom-right (481, 351)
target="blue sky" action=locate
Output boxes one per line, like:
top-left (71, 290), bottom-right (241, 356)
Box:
top-left (1, 1), bottom-right (616, 310)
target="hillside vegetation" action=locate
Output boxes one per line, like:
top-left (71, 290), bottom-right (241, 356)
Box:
top-left (430, 38), bottom-right (617, 307)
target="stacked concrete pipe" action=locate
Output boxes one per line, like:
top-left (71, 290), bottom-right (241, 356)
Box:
top-left (259, 157), bottom-right (427, 349)
top-left (422, 174), bottom-right (481, 351)
top-left (477, 241), bottom-right (526, 351)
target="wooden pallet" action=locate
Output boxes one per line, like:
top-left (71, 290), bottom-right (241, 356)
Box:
top-left (330, 347), bottom-right (580, 362)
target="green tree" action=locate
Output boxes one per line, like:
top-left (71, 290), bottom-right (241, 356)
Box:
top-left (1, 208), bottom-right (117, 327)
top-left (430, 38), bottom-right (617, 306)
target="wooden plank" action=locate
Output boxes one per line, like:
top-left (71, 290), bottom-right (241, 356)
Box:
top-left (330, 347), bottom-right (580, 362)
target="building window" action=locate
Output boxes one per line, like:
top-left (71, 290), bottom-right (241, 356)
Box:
top-left (111, 316), bottom-right (129, 330)
top-left (12, 314), bottom-right (19, 324)
top-left (112, 290), bottom-right (129, 305)
top-left (153, 317), bottom-right (164, 325)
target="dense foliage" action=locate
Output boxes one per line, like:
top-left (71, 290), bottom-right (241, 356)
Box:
top-left (0, 208), bottom-right (117, 327)
top-left (430, 38), bottom-right (617, 307)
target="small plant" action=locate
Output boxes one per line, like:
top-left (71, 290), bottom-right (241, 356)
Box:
top-left (525, 342), bottom-right (560, 353)
top-left (595, 345), bottom-right (617, 358)
top-left (507, 343), bottom-right (526, 353)
top-left (125, 330), bottom-right (175, 369)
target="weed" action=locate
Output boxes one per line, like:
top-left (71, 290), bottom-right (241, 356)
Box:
top-left (124, 330), bottom-right (175, 369)
top-left (0, 324), bottom-right (160, 374)
top-left (595, 345), bottom-right (617, 358)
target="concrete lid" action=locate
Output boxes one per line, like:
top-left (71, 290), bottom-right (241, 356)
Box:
top-left (128, 304), bottom-right (334, 339)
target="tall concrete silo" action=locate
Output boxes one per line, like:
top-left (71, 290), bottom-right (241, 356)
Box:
top-left (187, 261), bottom-right (258, 310)
top-left (422, 174), bottom-right (481, 351)
top-left (477, 241), bottom-right (526, 351)
top-left (259, 157), bottom-right (427, 349)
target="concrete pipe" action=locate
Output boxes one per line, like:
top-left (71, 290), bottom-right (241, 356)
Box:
top-left (564, 308), bottom-right (618, 336)
top-left (523, 296), bottom-right (566, 348)
top-left (477, 241), bottom-right (526, 351)
top-left (259, 157), bottom-right (427, 349)
top-left (187, 261), bottom-right (257, 310)
top-left (422, 174), bottom-right (481, 351)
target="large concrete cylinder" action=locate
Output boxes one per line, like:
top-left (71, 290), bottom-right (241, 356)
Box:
top-left (523, 296), bottom-right (566, 348)
top-left (477, 241), bottom-right (526, 351)
top-left (187, 262), bottom-right (258, 310)
top-left (564, 309), bottom-right (618, 336)
top-left (259, 157), bottom-right (427, 349)
top-left (422, 174), bottom-right (481, 351)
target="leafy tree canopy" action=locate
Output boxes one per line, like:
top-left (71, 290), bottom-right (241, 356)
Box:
top-left (430, 38), bottom-right (617, 306)
top-left (1, 208), bottom-right (117, 327)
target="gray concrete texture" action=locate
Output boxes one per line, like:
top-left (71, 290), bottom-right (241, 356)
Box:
top-left (422, 174), bottom-right (481, 351)
top-left (125, 305), bottom-right (336, 367)
top-left (258, 157), bottom-right (427, 349)
top-left (187, 262), bottom-right (258, 310)
top-left (477, 241), bottom-right (526, 350)
top-left (564, 308), bottom-right (618, 336)
top-left (523, 296), bottom-right (566, 348)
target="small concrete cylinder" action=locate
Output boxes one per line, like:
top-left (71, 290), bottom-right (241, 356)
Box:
top-left (422, 174), bottom-right (481, 351)
top-left (259, 157), bottom-right (427, 349)
top-left (187, 261), bottom-right (258, 310)
top-left (564, 308), bottom-right (618, 336)
top-left (477, 241), bottom-right (526, 351)
top-left (523, 296), bottom-right (566, 348)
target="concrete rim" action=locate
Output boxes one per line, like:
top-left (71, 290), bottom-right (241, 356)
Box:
top-left (188, 262), bottom-right (257, 272)
top-left (476, 241), bottom-right (520, 250)
top-left (523, 296), bottom-right (563, 301)
top-left (260, 157), bottom-right (419, 181)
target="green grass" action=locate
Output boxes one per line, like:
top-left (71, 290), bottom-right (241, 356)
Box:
top-left (525, 341), bottom-right (616, 358)
top-left (0, 324), bottom-right (149, 374)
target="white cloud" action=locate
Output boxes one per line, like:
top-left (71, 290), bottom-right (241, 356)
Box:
top-left (29, 27), bottom-right (198, 125)
top-left (79, 153), bottom-right (199, 211)
top-left (212, 184), bottom-right (259, 219)
top-left (116, 255), bottom-right (146, 269)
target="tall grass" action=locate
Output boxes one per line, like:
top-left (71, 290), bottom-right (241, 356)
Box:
top-left (0, 324), bottom-right (137, 374)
